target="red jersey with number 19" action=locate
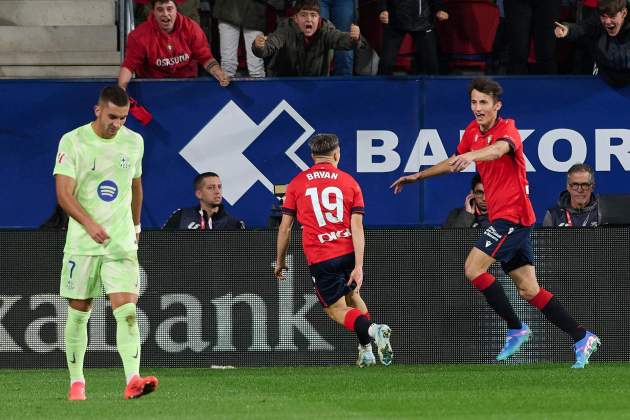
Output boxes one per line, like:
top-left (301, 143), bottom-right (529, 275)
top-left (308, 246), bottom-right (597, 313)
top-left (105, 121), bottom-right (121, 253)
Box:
top-left (282, 162), bottom-right (365, 265)
top-left (457, 117), bottom-right (536, 226)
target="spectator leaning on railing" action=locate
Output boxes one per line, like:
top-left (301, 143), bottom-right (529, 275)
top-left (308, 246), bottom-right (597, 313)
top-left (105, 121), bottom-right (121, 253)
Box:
top-left (118, 0), bottom-right (230, 89)
top-left (555, 0), bottom-right (630, 87)
top-left (251, 0), bottom-right (361, 76)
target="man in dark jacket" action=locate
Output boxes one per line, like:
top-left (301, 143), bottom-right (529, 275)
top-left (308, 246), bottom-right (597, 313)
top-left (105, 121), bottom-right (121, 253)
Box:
top-left (555, 0), bottom-right (630, 86)
top-left (443, 173), bottom-right (490, 228)
top-left (251, 0), bottom-right (361, 76)
top-left (377, 0), bottom-right (448, 75)
top-left (163, 172), bottom-right (244, 230)
top-left (543, 163), bottom-right (600, 227)
top-left (213, 0), bottom-right (285, 78)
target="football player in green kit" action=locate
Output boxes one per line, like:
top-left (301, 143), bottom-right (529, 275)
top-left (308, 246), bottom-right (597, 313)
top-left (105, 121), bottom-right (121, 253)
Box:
top-left (54, 86), bottom-right (157, 400)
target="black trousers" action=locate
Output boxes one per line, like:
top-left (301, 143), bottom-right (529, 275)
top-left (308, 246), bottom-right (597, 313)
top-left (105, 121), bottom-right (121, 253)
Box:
top-left (378, 25), bottom-right (439, 75)
top-left (504, 0), bottom-right (561, 74)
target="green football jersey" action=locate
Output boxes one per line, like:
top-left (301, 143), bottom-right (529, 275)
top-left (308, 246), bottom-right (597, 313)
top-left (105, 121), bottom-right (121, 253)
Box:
top-left (53, 123), bottom-right (144, 256)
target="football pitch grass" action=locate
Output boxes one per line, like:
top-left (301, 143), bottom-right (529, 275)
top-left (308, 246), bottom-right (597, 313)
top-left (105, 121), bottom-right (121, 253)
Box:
top-left (2, 364), bottom-right (630, 419)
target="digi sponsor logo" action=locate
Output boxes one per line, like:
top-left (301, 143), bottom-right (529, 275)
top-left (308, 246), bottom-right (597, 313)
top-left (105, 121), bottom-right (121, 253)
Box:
top-left (98, 180), bottom-right (118, 202)
top-left (318, 228), bottom-right (351, 243)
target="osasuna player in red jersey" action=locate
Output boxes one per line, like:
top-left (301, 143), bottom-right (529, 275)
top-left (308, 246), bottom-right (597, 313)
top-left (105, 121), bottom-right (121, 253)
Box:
top-left (391, 78), bottom-right (600, 368)
top-left (275, 133), bottom-right (393, 367)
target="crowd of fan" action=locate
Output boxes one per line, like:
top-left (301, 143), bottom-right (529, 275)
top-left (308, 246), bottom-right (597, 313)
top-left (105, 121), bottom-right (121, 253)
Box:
top-left (120, 0), bottom-right (630, 87)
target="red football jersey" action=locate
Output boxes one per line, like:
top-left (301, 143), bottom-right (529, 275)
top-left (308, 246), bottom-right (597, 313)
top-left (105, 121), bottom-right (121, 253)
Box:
top-left (457, 118), bottom-right (536, 226)
top-left (122, 13), bottom-right (213, 79)
top-left (282, 162), bottom-right (365, 265)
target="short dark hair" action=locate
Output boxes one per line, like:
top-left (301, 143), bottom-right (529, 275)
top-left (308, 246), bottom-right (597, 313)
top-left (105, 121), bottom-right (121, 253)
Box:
top-left (151, 0), bottom-right (177, 8)
top-left (468, 77), bottom-right (503, 103)
top-left (598, 0), bottom-right (627, 16)
top-left (470, 173), bottom-right (482, 191)
top-left (98, 85), bottom-right (129, 107)
top-left (567, 163), bottom-right (595, 183)
top-left (308, 133), bottom-right (339, 156)
top-left (294, 0), bottom-right (320, 13)
top-left (194, 172), bottom-right (219, 190)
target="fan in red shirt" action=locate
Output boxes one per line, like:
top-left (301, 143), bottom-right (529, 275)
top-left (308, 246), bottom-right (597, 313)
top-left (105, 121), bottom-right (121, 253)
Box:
top-left (275, 133), bottom-right (393, 368)
top-left (391, 77), bottom-right (600, 368)
top-left (118, 0), bottom-right (230, 89)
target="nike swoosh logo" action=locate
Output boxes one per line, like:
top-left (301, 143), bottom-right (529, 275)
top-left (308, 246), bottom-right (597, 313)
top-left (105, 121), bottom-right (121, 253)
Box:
top-left (70, 352), bottom-right (76, 364)
top-left (132, 348), bottom-right (139, 359)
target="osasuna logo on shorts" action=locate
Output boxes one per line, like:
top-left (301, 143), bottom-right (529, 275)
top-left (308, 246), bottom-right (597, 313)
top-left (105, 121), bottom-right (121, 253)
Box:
top-left (179, 100), bottom-right (314, 205)
top-left (98, 180), bottom-right (119, 202)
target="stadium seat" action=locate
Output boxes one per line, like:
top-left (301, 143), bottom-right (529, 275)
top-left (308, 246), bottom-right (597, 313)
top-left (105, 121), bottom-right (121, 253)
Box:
top-left (436, 0), bottom-right (499, 71)
top-left (598, 194), bottom-right (630, 225)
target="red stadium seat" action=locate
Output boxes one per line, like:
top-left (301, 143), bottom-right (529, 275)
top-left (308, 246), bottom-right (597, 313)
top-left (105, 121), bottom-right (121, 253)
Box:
top-left (436, 0), bottom-right (500, 71)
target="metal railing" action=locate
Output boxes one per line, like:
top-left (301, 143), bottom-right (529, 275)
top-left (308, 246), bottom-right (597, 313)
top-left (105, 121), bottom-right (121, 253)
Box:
top-left (117, 0), bottom-right (135, 62)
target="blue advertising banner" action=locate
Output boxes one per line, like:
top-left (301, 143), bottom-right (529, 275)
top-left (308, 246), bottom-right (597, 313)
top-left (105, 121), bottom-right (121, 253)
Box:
top-left (1, 77), bottom-right (629, 228)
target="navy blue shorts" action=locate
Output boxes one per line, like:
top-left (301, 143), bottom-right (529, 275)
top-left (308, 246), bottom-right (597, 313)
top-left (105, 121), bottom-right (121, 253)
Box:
top-left (474, 219), bottom-right (534, 274)
top-left (308, 253), bottom-right (357, 307)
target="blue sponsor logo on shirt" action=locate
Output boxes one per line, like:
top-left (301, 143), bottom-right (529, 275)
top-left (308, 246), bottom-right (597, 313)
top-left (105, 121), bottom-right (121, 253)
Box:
top-left (98, 180), bottom-right (118, 202)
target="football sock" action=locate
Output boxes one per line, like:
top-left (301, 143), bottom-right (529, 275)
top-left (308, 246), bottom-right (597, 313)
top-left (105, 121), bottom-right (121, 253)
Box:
top-left (343, 308), bottom-right (372, 346)
top-left (65, 307), bottom-right (91, 383)
top-left (472, 273), bottom-right (522, 330)
top-left (528, 289), bottom-right (587, 342)
top-left (113, 303), bottom-right (141, 382)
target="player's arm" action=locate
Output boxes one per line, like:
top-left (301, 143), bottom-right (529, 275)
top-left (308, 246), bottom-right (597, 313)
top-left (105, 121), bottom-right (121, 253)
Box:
top-left (55, 174), bottom-right (110, 243)
top-left (274, 214), bottom-right (294, 280)
top-left (117, 67), bottom-right (133, 90)
top-left (131, 177), bottom-right (143, 240)
top-left (449, 140), bottom-right (511, 172)
top-left (390, 156), bottom-right (455, 194)
top-left (349, 213), bottom-right (365, 291)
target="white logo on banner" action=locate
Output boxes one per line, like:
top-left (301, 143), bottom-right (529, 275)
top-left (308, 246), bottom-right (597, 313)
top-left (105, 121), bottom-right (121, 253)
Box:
top-left (179, 100), bottom-right (314, 205)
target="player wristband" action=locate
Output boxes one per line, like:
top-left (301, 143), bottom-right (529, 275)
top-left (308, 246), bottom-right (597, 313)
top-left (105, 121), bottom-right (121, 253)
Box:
top-left (135, 224), bottom-right (141, 234)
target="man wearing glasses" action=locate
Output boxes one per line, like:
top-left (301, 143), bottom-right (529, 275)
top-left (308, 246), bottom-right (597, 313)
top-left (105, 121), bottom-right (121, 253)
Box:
top-left (543, 163), bottom-right (600, 227)
top-left (443, 173), bottom-right (490, 228)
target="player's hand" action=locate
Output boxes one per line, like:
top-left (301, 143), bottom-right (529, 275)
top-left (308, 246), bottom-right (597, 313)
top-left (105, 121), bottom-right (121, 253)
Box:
top-left (350, 24), bottom-right (360, 41)
top-left (554, 21), bottom-right (568, 38)
top-left (274, 261), bottom-right (288, 280)
top-left (449, 153), bottom-right (473, 172)
top-left (348, 267), bottom-right (363, 292)
top-left (379, 11), bottom-right (389, 24)
top-left (464, 193), bottom-right (475, 214)
top-left (254, 34), bottom-right (267, 49)
top-left (85, 221), bottom-right (110, 244)
top-left (436, 10), bottom-right (449, 21)
top-left (390, 173), bottom-right (419, 194)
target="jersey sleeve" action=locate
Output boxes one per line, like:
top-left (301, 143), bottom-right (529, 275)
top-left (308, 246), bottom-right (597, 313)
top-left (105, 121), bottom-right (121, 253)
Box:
top-left (281, 179), bottom-right (298, 217)
top-left (134, 134), bottom-right (144, 178)
top-left (189, 20), bottom-right (213, 65)
top-left (350, 179), bottom-right (365, 214)
top-left (121, 29), bottom-right (146, 74)
top-left (53, 135), bottom-right (76, 179)
top-left (457, 126), bottom-right (474, 155)
top-left (497, 119), bottom-right (521, 153)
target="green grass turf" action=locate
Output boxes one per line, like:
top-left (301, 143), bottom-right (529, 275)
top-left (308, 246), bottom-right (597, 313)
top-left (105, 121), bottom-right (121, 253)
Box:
top-left (2, 364), bottom-right (630, 419)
